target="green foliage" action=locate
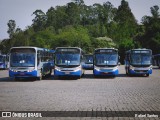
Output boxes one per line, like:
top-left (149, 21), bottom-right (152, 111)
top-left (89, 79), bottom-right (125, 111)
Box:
top-left (0, 0), bottom-right (160, 60)
top-left (114, 0), bottom-right (138, 41)
top-left (118, 38), bottom-right (135, 63)
top-left (140, 5), bottom-right (160, 54)
top-left (95, 37), bottom-right (116, 48)
top-left (31, 29), bottom-right (55, 49)
top-left (54, 26), bottom-right (91, 52)
top-left (32, 10), bottom-right (47, 32)
top-left (7, 20), bottom-right (16, 38)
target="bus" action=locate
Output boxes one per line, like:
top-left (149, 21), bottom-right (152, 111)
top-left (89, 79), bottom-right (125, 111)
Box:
top-left (0, 54), bottom-right (9, 69)
top-left (54, 47), bottom-right (84, 79)
top-left (9, 46), bottom-right (53, 80)
top-left (93, 48), bottom-right (119, 77)
top-left (82, 54), bottom-right (93, 70)
top-left (125, 48), bottom-right (152, 77)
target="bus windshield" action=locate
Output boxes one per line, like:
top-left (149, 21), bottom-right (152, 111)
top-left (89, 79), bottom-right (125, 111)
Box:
top-left (55, 53), bottom-right (80, 66)
top-left (84, 55), bottom-right (93, 64)
top-left (95, 53), bottom-right (118, 66)
top-left (131, 53), bottom-right (152, 65)
top-left (10, 53), bottom-right (35, 67)
top-left (10, 48), bottom-right (35, 67)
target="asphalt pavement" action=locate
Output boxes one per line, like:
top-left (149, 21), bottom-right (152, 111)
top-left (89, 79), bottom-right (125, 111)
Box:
top-left (0, 65), bottom-right (160, 119)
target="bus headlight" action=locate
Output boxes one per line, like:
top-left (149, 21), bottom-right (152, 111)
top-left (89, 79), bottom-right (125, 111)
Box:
top-left (55, 66), bottom-right (61, 71)
top-left (74, 66), bottom-right (81, 72)
top-left (113, 66), bottom-right (118, 71)
top-left (27, 69), bottom-right (34, 72)
top-left (130, 65), bottom-right (135, 70)
top-left (94, 66), bottom-right (100, 71)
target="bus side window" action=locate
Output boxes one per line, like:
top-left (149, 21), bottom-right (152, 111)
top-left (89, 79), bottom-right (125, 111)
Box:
top-left (37, 51), bottom-right (40, 65)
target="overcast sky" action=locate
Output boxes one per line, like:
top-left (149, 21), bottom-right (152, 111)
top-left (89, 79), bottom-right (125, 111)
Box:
top-left (0, 0), bottom-right (160, 40)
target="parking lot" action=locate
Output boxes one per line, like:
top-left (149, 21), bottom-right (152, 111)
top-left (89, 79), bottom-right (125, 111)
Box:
top-left (0, 65), bottom-right (160, 119)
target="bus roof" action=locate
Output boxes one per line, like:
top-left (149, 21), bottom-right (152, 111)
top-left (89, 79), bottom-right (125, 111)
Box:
top-left (55, 47), bottom-right (82, 50)
top-left (10, 46), bottom-right (51, 52)
top-left (125, 48), bottom-right (152, 54)
top-left (84, 54), bottom-right (93, 56)
top-left (95, 48), bottom-right (118, 51)
top-left (94, 48), bottom-right (118, 52)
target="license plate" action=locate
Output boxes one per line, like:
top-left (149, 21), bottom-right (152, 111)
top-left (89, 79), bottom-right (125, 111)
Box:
top-left (20, 73), bottom-right (25, 75)
top-left (65, 72), bottom-right (70, 74)
top-left (101, 72), bottom-right (108, 74)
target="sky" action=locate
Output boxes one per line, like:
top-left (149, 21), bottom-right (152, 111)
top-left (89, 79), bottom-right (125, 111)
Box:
top-left (0, 0), bottom-right (160, 40)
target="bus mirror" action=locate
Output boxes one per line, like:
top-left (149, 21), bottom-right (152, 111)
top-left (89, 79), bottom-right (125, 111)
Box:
top-left (118, 62), bottom-right (121, 66)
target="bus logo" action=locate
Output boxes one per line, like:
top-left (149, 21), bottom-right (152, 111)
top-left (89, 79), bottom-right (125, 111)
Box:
top-left (2, 112), bottom-right (11, 117)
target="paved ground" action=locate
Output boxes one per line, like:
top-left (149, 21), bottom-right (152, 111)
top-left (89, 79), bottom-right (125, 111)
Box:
top-left (0, 65), bottom-right (160, 119)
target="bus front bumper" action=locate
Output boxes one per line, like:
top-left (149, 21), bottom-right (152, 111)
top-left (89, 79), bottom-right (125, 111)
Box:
top-left (93, 68), bottom-right (119, 76)
top-left (9, 70), bottom-right (38, 78)
top-left (129, 69), bottom-right (152, 75)
top-left (54, 69), bottom-right (82, 77)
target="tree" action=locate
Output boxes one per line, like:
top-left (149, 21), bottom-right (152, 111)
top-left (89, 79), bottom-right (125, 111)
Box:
top-left (66, 2), bottom-right (80, 25)
top-left (32, 9), bottom-right (47, 32)
top-left (151, 5), bottom-right (160, 18)
top-left (46, 7), bottom-right (56, 30)
top-left (140, 5), bottom-right (160, 54)
top-left (54, 6), bottom-right (68, 29)
top-left (7, 20), bottom-right (16, 38)
top-left (114, 0), bottom-right (137, 41)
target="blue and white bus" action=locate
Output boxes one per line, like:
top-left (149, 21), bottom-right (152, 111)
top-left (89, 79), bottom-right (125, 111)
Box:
top-left (82, 54), bottom-right (93, 70)
top-left (125, 49), bottom-right (152, 77)
top-left (54, 47), bottom-right (84, 79)
top-left (9, 47), bottom-right (53, 80)
top-left (93, 48), bottom-right (119, 77)
top-left (0, 54), bottom-right (9, 69)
